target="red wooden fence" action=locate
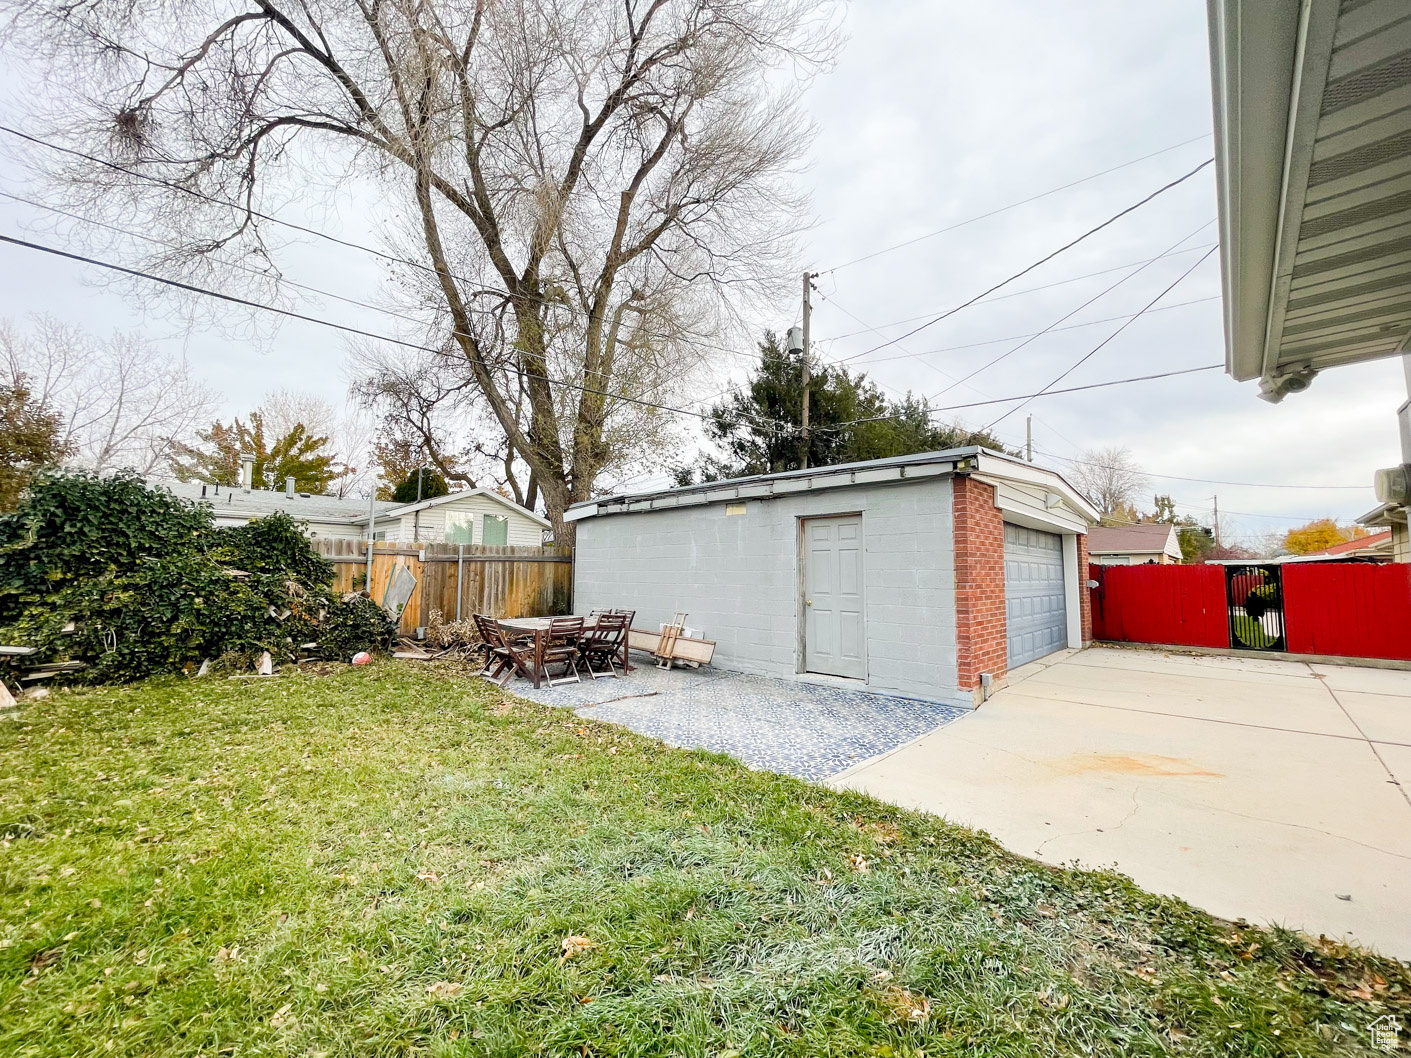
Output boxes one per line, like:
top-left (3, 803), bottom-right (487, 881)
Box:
top-left (1089, 563), bottom-right (1227, 648)
top-left (1089, 560), bottom-right (1411, 661)
top-left (1282, 562), bottom-right (1411, 661)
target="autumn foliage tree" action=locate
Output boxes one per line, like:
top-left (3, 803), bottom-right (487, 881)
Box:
top-left (1282, 518), bottom-right (1368, 556)
top-left (167, 413), bottom-right (347, 495)
top-left (0, 377), bottom-right (71, 511)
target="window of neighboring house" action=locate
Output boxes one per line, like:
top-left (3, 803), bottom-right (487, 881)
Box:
top-left (445, 511), bottom-right (475, 545)
top-left (372, 530), bottom-right (388, 542)
top-left (482, 514), bottom-right (509, 545)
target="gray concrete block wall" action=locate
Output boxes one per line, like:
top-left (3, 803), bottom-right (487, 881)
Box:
top-left (573, 477), bottom-right (962, 703)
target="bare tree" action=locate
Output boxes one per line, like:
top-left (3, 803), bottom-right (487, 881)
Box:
top-left (0, 316), bottom-right (214, 475)
top-left (1068, 445), bottom-right (1149, 518)
top-left (7, 0), bottom-right (839, 539)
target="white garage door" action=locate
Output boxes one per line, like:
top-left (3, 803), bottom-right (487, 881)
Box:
top-left (1004, 523), bottom-right (1068, 667)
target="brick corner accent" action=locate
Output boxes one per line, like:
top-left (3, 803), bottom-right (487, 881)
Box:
top-left (1077, 532), bottom-right (1093, 644)
top-left (953, 476), bottom-right (1007, 696)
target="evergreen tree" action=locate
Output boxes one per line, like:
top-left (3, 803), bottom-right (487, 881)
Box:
top-left (167, 412), bottom-right (347, 494)
top-left (391, 470), bottom-right (449, 504)
top-left (686, 331), bottom-right (1011, 482)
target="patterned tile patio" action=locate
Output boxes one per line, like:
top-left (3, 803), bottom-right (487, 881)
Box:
top-left (512, 658), bottom-right (966, 781)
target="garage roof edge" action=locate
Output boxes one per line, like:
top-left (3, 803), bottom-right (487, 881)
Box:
top-left (567, 447), bottom-right (1097, 523)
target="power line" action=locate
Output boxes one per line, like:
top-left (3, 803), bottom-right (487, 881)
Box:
top-left (842, 159), bottom-right (1214, 361)
top-left (820, 133), bottom-right (1211, 274)
top-left (811, 288), bottom-right (974, 394)
top-left (0, 185), bottom-right (759, 384)
top-left (982, 245), bottom-right (1218, 431)
top-left (0, 231), bottom-right (805, 438)
top-left (1033, 448), bottom-right (1366, 490)
top-left (832, 296), bottom-right (1218, 369)
top-left (814, 365), bottom-right (1224, 434)
top-left (0, 123), bottom-right (777, 355)
top-left (929, 220), bottom-right (1214, 402)
top-left (818, 244), bottom-right (1218, 345)
top-left (1171, 500), bottom-right (1337, 523)
top-left (927, 365), bottom-right (1222, 411)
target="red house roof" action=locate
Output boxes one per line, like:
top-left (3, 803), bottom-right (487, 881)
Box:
top-left (1301, 530), bottom-right (1392, 558)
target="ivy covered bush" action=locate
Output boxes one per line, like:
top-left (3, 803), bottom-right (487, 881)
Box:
top-left (0, 472), bottom-right (397, 683)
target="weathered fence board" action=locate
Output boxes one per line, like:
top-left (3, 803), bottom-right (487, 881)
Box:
top-left (315, 540), bottom-right (573, 632)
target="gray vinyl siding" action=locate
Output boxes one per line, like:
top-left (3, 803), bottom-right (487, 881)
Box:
top-left (573, 477), bottom-right (963, 704)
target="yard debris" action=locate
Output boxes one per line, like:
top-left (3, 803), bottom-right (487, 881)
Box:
top-left (879, 985), bottom-right (931, 1023)
top-left (561, 935), bottom-right (595, 960)
top-left (418, 610), bottom-right (486, 665)
top-left (426, 980), bottom-right (464, 999)
top-left (0, 680), bottom-right (14, 710)
top-left (21, 661), bottom-right (88, 682)
top-left (257, 652), bottom-right (273, 676)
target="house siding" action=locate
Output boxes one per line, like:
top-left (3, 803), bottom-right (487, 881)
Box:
top-left (376, 494), bottom-right (545, 546)
top-left (573, 477), bottom-right (963, 704)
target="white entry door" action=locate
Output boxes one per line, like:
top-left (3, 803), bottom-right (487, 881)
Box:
top-left (804, 516), bottom-right (867, 679)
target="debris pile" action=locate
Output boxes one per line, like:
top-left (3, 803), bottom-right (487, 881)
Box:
top-left (0, 472), bottom-right (398, 686)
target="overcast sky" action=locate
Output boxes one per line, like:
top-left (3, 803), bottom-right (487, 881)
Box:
top-left (0, 0), bottom-right (1401, 543)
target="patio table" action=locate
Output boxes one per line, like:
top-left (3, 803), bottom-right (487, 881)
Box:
top-left (498, 615), bottom-right (632, 688)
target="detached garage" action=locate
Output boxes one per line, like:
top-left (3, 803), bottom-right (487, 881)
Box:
top-left (566, 447), bottom-right (1097, 707)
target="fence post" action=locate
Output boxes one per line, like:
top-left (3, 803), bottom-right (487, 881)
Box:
top-left (456, 543), bottom-right (464, 622)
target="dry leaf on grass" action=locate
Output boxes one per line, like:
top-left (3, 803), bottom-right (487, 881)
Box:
top-left (880, 986), bottom-right (931, 1023)
top-left (561, 935), bottom-right (595, 959)
top-left (426, 981), bottom-right (464, 999)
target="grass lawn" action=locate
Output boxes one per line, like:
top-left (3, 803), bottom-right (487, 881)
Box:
top-left (1, 662), bottom-right (1407, 1057)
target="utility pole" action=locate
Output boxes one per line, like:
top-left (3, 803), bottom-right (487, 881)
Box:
top-left (1212, 494), bottom-right (1221, 550)
top-left (1025, 415), bottom-right (1033, 462)
top-left (800, 270), bottom-right (815, 469)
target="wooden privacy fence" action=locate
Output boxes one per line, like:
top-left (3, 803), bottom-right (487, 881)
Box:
top-left (315, 540), bottom-right (573, 633)
top-left (1089, 560), bottom-right (1411, 662)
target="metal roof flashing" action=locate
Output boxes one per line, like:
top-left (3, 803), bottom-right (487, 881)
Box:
top-left (566, 447), bottom-right (1097, 523)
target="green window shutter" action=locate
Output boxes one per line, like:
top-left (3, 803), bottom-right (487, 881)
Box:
top-left (482, 514), bottom-right (508, 545)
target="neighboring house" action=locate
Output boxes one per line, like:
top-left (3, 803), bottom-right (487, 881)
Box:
top-left (1208, 3), bottom-right (1411, 562)
top-left (1283, 529), bottom-right (1395, 563)
top-left (1356, 503), bottom-right (1411, 563)
top-left (1086, 523), bottom-right (1182, 565)
top-left (152, 457), bottom-right (548, 545)
top-left (566, 447), bottom-right (1099, 708)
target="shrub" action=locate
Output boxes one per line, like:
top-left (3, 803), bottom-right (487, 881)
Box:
top-left (0, 471), bottom-right (209, 627)
top-left (207, 511), bottom-right (335, 589)
top-left (320, 593), bottom-right (399, 660)
top-left (0, 474), bottom-right (396, 682)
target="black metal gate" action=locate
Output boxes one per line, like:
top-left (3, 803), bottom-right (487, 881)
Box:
top-left (1224, 564), bottom-right (1286, 651)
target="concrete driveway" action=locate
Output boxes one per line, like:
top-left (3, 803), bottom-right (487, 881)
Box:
top-left (831, 645), bottom-right (1411, 958)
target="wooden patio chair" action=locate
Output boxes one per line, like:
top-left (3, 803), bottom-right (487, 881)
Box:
top-left (493, 619), bottom-right (544, 687)
top-left (580, 612), bottom-right (630, 679)
top-left (472, 613), bottom-right (517, 687)
top-left (537, 616), bottom-right (583, 686)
